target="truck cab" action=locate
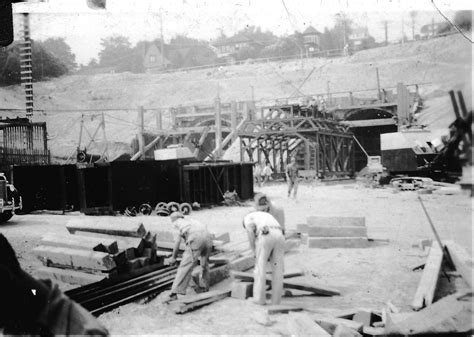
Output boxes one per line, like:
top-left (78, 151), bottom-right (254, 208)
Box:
top-left (0, 173), bottom-right (22, 223)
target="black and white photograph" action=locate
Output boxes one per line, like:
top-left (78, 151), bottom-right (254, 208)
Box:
top-left (0, 0), bottom-right (472, 335)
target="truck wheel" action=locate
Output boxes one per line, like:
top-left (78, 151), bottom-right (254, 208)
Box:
top-left (179, 203), bottom-right (192, 215)
top-left (0, 211), bottom-right (13, 223)
top-left (167, 202), bottom-right (180, 213)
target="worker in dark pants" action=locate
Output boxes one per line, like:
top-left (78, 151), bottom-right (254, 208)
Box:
top-left (0, 234), bottom-right (109, 336)
top-left (167, 211), bottom-right (213, 301)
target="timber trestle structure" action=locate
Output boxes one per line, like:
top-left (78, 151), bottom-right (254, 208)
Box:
top-left (239, 114), bottom-right (355, 178)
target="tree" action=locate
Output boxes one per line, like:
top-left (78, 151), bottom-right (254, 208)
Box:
top-left (454, 10), bottom-right (472, 31)
top-left (41, 37), bottom-right (76, 71)
top-left (98, 36), bottom-right (134, 71)
top-left (333, 13), bottom-right (353, 49)
top-left (320, 27), bottom-right (336, 51)
top-left (409, 11), bottom-right (418, 40)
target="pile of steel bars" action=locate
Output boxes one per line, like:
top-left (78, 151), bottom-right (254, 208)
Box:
top-left (65, 266), bottom-right (177, 316)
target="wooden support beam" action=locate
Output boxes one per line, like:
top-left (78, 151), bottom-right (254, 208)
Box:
top-left (340, 118), bottom-right (396, 127)
top-left (66, 219), bottom-right (146, 237)
top-left (34, 246), bottom-right (116, 271)
top-left (41, 233), bottom-right (118, 254)
top-left (169, 289), bottom-right (231, 314)
top-left (37, 266), bottom-right (107, 285)
top-left (411, 243), bottom-right (443, 311)
top-left (231, 271), bottom-right (340, 296)
top-left (215, 96), bottom-right (222, 158)
top-left (444, 241), bottom-right (472, 288)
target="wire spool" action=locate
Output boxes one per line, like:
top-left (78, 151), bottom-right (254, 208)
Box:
top-left (154, 202), bottom-right (168, 213)
top-left (179, 203), bottom-right (192, 215)
top-left (155, 207), bottom-right (170, 217)
top-left (138, 203), bottom-right (152, 215)
top-left (124, 206), bottom-right (137, 217)
top-left (167, 202), bottom-right (180, 213)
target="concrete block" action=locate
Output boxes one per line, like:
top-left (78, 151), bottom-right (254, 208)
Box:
top-left (307, 237), bottom-right (369, 249)
top-left (37, 266), bottom-right (106, 285)
top-left (231, 281), bottom-right (253, 299)
top-left (307, 216), bottom-right (365, 227)
top-left (306, 226), bottom-right (367, 238)
top-left (296, 223), bottom-right (308, 233)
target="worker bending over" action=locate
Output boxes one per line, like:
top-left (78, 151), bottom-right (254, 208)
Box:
top-left (167, 212), bottom-right (213, 301)
top-left (254, 192), bottom-right (285, 231)
top-left (243, 211), bottom-right (285, 305)
top-left (0, 234), bottom-right (108, 336)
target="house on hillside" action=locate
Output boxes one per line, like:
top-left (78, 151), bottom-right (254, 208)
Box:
top-left (143, 43), bottom-right (171, 73)
top-left (302, 26), bottom-right (322, 56)
top-left (167, 45), bottom-right (217, 69)
top-left (212, 35), bottom-right (259, 64)
top-left (349, 27), bottom-right (376, 51)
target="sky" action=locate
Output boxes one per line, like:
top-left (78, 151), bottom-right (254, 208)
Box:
top-left (12, 0), bottom-right (473, 65)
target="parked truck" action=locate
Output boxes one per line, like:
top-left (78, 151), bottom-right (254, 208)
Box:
top-left (0, 173), bottom-right (22, 223)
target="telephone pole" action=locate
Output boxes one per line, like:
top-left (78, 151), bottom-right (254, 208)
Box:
top-left (384, 21), bottom-right (388, 46)
top-left (160, 10), bottom-right (164, 69)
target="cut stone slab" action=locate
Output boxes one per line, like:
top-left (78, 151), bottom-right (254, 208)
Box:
top-left (231, 281), bottom-right (253, 299)
top-left (307, 237), bottom-right (369, 249)
top-left (305, 226), bottom-right (367, 238)
top-left (37, 266), bottom-right (106, 285)
top-left (287, 313), bottom-right (331, 336)
top-left (307, 216), bottom-right (365, 227)
top-left (41, 233), bottom-right (118, 254)
top-left (34, 245), bottom-right (116, 271)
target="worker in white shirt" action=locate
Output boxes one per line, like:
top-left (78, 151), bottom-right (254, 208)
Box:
top-left (254, 192), bottom-right (285, 231)
top-left (243, 211), bottom-right (285, 305)
top-left (167, 212), bottom-right (213, 301)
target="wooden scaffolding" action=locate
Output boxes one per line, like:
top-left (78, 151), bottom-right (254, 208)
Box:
top-left (238, 114), bottom-right (355, 178)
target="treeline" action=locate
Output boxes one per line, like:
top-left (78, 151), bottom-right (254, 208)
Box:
top-left (0, 38), bottom-right (75, 86)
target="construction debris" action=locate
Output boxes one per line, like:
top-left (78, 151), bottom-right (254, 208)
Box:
top-left (169, 289), bottom-right (232, 314)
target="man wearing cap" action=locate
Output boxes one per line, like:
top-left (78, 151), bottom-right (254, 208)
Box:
top-left (254, 193), bottom-right (285, 233)
top-left (243, 211), bottom-right (285, 305)
top-left (167, 212), bottom-right (213, 301)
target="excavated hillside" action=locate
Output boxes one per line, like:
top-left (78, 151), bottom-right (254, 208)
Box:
top-left (1, 34), bottom-right (472, 160)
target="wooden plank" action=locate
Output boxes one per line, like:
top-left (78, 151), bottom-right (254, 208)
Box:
top-left (386, 293), bottom-right (472, 335)
top-left (306, 216), bottom-right (365, 227)
top-left (411, 243), bottom-right (443, 310)
top-left (41, 233), bottom-right (118, 254)
top-left (231, 271), bottom-right (340, 296)
top-left (169, 289), bottom-right (231, 314)
top-left (73, 231), bottom-right (145, 254)
top-left (34, 245), bottom-right (116, 271)
top-left (266, 305), bottom-right (303, 314)
top-left (340, 119), bottom-right (396, 127)
top-left (287, 313), bottom-right (331, 336)
top-left (66, 218), bottom-right (146, 237)
top-left (445, 241), bottom-right (473, 288)
top-left (313, 314), bottom-right (363, 333)
top-left (37, 266), bottom-right (106, 285)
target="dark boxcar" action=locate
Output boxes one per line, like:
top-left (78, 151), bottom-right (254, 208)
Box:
top-left (12, 164), bottom-right (79, 212)
top-left (182, 162), bottom-right (254, 205)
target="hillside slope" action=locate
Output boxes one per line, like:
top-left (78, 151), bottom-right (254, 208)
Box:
top-left (1, 34), bottom-right (471, 160)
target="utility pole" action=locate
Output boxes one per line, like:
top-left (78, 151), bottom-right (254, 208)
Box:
top-left (401, 15), bottom-right (405, 46)
top-left (138, 106), bottom-right (145, 160)
top-left (20, 13), bottom-right (33, 119)
top-left (160, 10), bottom-right (164, 69)
top-left (384, 21), bottom-right (388, 46)
top-left (376, 67), bottom-right (381, 100)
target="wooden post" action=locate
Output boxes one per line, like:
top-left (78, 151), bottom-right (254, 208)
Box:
top-left (376, 68), bottom-right (381, 100)
top-left (138, 106), bottom-right (145, 160)
top-left (326, 81), bottom-right (331, 106)
top-left (349, 92), bottom-right (354, 106)
top-left (231, 101), bottom-right (237, 137)
top-left (155, 109), bottom-right (162, 130)
top-left (170, 108), bottom-right (176, 129)
top-left (396, 82), bottom-right (410, 130)
top-left (305, 139), bottom-right (310, 170)
top-left (215, 96), bottom-right (222, 158)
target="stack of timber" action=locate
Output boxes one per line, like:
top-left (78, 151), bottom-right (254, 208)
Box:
top-left (297, 216), bottom-right (369, 248)
top-left (34, 219), bottom-right (172, 286)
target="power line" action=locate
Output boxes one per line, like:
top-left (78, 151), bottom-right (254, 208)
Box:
top-left (431, 0), bottom-right (473, 43)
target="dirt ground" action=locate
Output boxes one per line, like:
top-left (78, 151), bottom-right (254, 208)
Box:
top-left (0, 180), bottom-right (471, 335)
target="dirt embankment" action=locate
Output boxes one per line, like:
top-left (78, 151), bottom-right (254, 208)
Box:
top-left (1, 34), bottom-right (471, 159)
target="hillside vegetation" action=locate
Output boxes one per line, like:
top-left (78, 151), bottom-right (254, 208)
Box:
top-left (1, 34), bottom-right (471, 160)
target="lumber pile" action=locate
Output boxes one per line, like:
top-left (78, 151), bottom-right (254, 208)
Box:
top-left (297, 216), bottom-right (369, 249)
top-left (35, 219), bottom-right (175, 286)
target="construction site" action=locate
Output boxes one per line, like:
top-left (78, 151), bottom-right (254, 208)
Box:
top-left (0, 1), bottom-right (472, 336)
